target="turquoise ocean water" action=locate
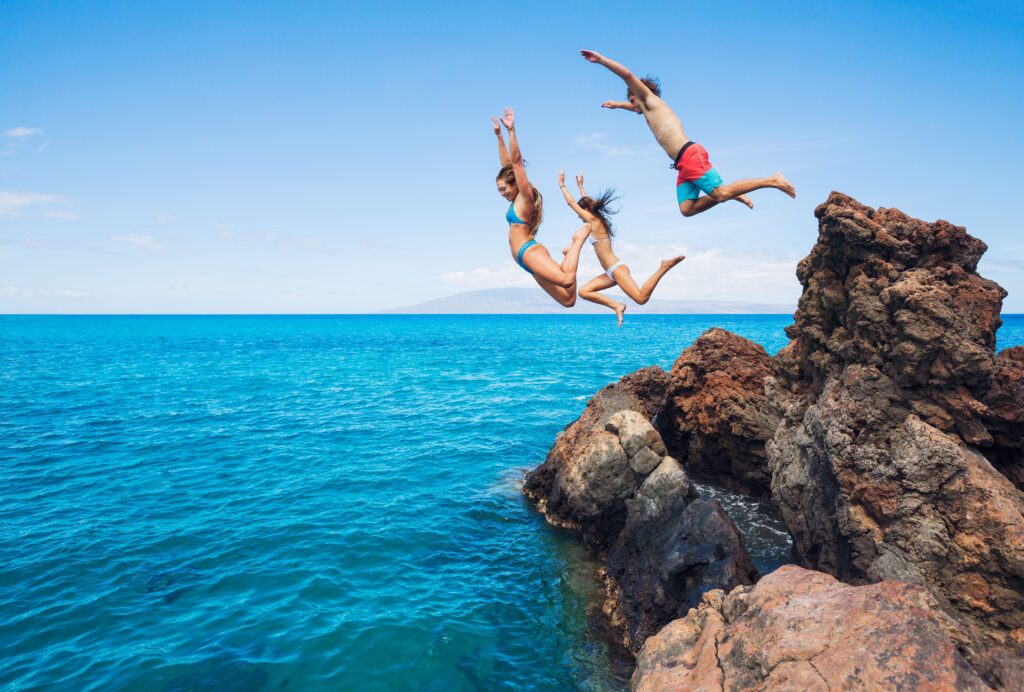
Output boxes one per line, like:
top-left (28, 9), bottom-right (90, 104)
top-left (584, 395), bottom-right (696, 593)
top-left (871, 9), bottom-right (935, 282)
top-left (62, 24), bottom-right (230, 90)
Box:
top-left (3, 315), bottom-right (1022, 690)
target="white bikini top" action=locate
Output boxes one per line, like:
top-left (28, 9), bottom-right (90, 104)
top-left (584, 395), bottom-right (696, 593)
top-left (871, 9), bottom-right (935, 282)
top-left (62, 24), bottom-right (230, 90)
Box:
top-left (591, 235), bottom-right (613, 248)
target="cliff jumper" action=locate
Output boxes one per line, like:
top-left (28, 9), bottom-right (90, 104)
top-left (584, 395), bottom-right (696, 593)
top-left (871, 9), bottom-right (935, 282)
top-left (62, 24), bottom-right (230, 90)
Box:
top-left (580, 49), bottom-right (797, 218)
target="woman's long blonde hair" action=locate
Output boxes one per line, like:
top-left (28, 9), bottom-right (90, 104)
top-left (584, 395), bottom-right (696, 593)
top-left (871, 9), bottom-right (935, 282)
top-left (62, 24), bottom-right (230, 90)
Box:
top-left (497, 164), bottom-right (544, 236)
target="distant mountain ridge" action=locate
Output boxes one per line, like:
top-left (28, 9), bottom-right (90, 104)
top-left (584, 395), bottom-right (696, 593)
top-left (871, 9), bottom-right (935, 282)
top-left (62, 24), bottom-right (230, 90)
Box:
top-left (381, 288), bottom-right (794, 314)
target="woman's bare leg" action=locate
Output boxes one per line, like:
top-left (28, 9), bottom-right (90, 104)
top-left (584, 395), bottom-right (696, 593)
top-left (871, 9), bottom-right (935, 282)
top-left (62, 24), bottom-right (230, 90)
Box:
top-left (613, 256), bottom-right (686, 305)
top-left (579, 274), bottom-right (626, 326)
top-left (679, 173), bottom-right (795, 217)
top-left (522, 226), bottom-right (590, 292)
top-left (534, 274), bottom-right (577, 307)
top-left (560, 225), bottom-right (591, 275)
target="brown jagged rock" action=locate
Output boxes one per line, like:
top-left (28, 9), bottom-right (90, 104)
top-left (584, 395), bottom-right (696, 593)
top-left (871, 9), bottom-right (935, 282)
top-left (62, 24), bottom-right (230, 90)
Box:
top-left (632, 565), bottom-right (989, 691)
top-left (662, 327), bottom-right (784, 498)
top-left (983, 346), bottom-right (1024, 489)
top-left (767, 192), bottom-right (1024, 651)
top-left (523, 367), bottom-right (756, 654)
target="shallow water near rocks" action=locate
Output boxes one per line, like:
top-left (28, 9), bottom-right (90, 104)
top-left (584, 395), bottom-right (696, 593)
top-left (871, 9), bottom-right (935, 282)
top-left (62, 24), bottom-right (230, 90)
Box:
top-left (3, 314), bottom-right (1022, 690)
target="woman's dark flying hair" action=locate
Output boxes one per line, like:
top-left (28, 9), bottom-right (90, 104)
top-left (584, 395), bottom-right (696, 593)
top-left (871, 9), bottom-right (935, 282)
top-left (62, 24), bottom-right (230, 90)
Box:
top-left (578, 188), bottom-right (620, 237)
top-left (628, 75), bottom-right (661, 99)
top-left (496, 163), bottom-right (544, 235)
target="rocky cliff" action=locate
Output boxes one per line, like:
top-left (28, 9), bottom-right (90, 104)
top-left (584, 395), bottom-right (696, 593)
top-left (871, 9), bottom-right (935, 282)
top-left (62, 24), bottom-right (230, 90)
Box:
top-left (768, 194), bottom-right (1024, 654)
top-left (523, 193), bottom-right (1024, 688)
top-left (522, 368), bottom-right (756, 653)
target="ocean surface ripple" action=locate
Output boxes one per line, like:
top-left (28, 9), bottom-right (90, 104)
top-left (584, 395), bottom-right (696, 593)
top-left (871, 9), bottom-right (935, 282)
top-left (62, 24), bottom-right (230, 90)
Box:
top-left (3, 315), bottom-right (1021, 690)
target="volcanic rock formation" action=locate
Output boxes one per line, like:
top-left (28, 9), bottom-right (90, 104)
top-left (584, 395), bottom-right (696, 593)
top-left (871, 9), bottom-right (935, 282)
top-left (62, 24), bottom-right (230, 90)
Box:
top-left (767, 193), bottom-right (1024, 651)
top-left (659, 327), bottom-right (785, 499)
top-left (632, 565), bottom-right (989, 690)
top-left (523, 367), bottom-right (756, 653)
top-left (525, 192), bottom-right (1024, 684)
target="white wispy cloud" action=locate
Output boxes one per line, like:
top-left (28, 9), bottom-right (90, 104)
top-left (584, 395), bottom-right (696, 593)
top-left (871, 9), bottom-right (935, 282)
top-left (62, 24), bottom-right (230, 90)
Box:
top-left (0, 191), bottom-right (62, 216)
top-left (441, 263), bottom-right (535, 288)
top-left (110, 234), bottom-right (170, 254)
top-left (442, 242), bottom-right (802, 305)
top-left (0, 286), bottom-right (85, 298)
top-left (4, 126), bottom-right (43, 139)
top-left (45, 210), bottom-right (80, 220)
top-left (212, 223), bottom-right (332, 252)
top-left (572, 132), bottom-right (657, 158)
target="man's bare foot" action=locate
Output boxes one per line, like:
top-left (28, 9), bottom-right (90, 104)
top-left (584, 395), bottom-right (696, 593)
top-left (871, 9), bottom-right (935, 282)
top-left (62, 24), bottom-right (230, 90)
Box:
top-left (614, 302), bottom-right (626, 327)
top-left (771, 173), bottom-right (796, 198)
top-left (661, 255), bottom-right (686, 271)
top-left (735, 194), bottom-right (754, 209)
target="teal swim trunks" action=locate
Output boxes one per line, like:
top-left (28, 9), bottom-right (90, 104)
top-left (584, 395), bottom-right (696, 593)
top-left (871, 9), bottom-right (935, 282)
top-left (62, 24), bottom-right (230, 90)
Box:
top-left (676, 168), bottom-right (724, 203)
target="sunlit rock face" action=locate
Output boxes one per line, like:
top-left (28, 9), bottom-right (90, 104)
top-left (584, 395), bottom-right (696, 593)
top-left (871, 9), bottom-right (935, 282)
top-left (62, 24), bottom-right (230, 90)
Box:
top-left (766, 193), bottom-right (1024, 652)
top-left (632, 565), bottom-right (989, 691)
top-left (523, 368), bottom-right (755, 654)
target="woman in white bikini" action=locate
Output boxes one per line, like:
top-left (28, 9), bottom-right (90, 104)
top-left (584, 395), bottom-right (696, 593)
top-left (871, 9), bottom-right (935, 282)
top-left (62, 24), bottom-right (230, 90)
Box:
top-left (558, 171), bottom-right (685, 326)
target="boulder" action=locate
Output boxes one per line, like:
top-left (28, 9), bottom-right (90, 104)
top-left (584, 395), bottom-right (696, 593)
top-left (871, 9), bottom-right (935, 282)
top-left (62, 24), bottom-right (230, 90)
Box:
top-left (523, 367), bottom-right (756, 654)
top-left (605, 456), bottom-right (756, 651)
top-left (633, 565), bottom-right (988, 691)
top-left (523, 367), bottom-right (670, 549)
top-left (662, 328), bottom-right (784, 498)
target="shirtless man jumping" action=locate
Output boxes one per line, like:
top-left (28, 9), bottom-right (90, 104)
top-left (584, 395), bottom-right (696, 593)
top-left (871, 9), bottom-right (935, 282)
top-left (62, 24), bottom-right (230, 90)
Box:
top-left (581, 49), bottom-right (796, 218)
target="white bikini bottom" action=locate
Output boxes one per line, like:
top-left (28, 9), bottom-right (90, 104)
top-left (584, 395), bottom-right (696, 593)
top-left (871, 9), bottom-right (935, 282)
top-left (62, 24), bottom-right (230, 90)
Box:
top-left (605, 260), bottom-right (625, 280)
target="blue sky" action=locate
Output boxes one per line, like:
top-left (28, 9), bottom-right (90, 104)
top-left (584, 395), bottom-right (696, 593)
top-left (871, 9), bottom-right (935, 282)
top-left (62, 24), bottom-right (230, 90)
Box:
top-left (2, 0), bottom-right (1023, 312)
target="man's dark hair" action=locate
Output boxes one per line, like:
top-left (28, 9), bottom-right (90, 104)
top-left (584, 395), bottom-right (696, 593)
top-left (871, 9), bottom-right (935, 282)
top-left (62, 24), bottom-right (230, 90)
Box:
top-left (628, 75), bottom-right (661, 99)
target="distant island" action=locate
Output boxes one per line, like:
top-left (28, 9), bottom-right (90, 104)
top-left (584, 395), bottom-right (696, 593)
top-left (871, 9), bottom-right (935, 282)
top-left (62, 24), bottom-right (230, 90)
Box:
top-left (381, 288), bottom-right (794, 315)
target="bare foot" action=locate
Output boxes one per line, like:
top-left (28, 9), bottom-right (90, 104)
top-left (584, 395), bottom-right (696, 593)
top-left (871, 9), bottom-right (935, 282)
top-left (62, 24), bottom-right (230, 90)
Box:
top-left (771, 173), bottom-right (796, 198)
top-left (571, 223), bottom-right (592, 245)
top-left (661, 255), bottom-right (686, 271)
top-left (735, 194), bottom-right (754, 209)
top-left (614, 302), bottom-right (626, 327)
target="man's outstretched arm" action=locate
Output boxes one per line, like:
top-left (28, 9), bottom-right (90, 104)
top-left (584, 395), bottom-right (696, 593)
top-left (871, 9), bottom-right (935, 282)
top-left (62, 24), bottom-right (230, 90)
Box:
top-left (580, 50), bottom-right (654, 105)
top-left (601, 100), bottom-right (636, 111)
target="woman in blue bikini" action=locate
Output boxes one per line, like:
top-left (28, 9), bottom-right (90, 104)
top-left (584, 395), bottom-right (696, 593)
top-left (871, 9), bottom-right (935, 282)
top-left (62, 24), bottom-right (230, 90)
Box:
top-left (493, 107), bottom-right (590, 307)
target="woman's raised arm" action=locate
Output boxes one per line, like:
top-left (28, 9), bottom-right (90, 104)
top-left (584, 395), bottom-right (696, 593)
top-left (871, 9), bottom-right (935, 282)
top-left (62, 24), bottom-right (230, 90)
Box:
top-left (559, 170), bottom-right (593, 222)
top-left (501, 107), bottom-right (534, 206)
top-left (493, 116), bottom-right (510, 166)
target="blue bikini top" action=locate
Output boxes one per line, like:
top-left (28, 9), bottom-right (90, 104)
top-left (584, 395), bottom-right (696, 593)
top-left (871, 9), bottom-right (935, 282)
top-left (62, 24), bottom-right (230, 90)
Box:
top-left (506, 202), bottom-right (528, 226)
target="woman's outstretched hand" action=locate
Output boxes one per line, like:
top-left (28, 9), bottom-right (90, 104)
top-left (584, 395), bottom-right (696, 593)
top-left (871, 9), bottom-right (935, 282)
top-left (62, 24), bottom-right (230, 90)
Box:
top-left (501, 107), bottom-right (515, 130)
top-left (558, 170), bottom-right (566, 186)
top-left (576, 172), bottom-right (584, 187)
top-left (580, 50), bottom-right (603, 63)
top-left (491, 116), bottom-right (501, 135)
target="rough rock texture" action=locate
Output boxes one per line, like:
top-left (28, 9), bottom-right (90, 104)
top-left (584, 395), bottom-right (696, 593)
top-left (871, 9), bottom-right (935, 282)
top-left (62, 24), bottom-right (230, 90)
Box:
top-left (983, 346), bottom-right (1024, 489)
top-left (767, 193), bottom-right (1024, 651)
top-left (604, 455), bottom-right (756, 651)
top-left (523, 366), bottom-right (671, 550)
top-left (632, 565), bottom-right (989, 691)
top-left (661, 328), bottom-right (785, 498)
top-left (523, 368), bottom-right (755, 653)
